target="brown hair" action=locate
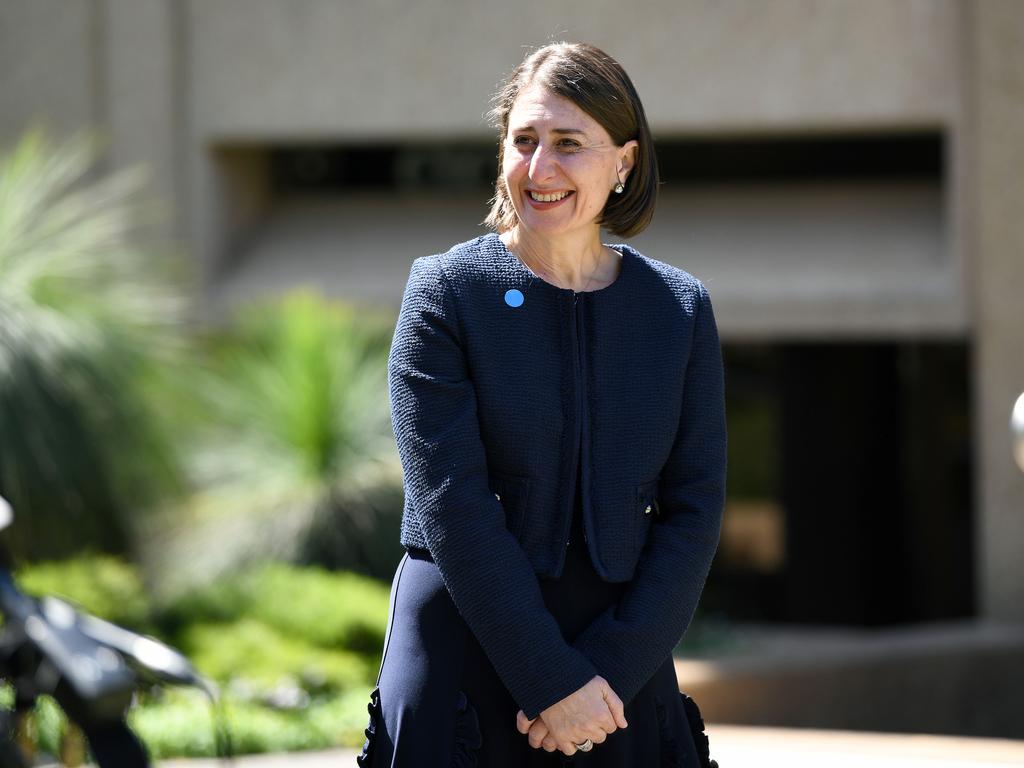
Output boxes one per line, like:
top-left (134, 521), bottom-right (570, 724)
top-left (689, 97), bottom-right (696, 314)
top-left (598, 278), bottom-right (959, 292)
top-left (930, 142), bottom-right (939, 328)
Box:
top-left (483, 42), bottom-right (659, 238)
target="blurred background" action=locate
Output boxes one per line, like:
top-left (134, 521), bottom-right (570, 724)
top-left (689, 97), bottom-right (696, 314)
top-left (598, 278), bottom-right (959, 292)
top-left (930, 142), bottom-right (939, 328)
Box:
top-left (1, 0), bottom-right (1022, 761)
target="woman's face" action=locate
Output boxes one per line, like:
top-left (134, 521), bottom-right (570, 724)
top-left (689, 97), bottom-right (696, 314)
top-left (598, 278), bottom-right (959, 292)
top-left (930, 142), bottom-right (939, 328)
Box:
top-left (501, 84), bottom-right (637, 240)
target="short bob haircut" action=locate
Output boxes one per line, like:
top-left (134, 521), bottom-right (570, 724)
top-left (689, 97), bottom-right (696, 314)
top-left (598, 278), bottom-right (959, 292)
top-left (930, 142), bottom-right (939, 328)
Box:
top-left (484, 42), bottom-right (659, 238)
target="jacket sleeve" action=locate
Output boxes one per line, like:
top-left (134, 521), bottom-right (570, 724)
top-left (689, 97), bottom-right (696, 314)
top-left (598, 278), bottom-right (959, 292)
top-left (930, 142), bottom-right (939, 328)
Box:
top-left (388, 255), bottom-right (599, 720)
top-left (571, 281), bottom-right (726, 707)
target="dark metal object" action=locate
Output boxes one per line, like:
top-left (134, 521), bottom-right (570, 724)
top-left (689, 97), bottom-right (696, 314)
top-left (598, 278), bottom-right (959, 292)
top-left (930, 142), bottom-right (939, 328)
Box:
top-left (1013, 392), bottom-right (1024, 473)
top-left (0, 495), bottom-right (226, 767)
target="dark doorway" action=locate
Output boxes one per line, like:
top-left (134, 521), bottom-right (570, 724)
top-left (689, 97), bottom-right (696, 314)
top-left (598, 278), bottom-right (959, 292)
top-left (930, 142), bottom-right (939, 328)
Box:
top-left (706, 342), bottom-right (973, 626)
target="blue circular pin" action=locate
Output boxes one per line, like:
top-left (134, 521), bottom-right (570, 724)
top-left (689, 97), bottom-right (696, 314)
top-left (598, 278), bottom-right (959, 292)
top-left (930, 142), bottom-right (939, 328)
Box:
top-left (504, 288), bottom-right (524, 307)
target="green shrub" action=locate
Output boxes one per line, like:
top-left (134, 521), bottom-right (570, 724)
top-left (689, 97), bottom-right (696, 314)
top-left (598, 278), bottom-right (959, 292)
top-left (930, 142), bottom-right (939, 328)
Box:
top-left (0, 687), bottom-right (68, 761)
top-left (0, 130), bottom-right (186, 561)
top-left (30, 696), bottom-right (66, 758)
top-left (129, 687), bottom-right (372, 758)
top-left (234, 563), bottom-right (390, 654)
top-left (3, 556), bottom-right (388, 758)
top-left (16, 554), bottom-right (151, 632)
top-left (159, 561), bottom-right (390, 655)
top-left (309, 687), bottom-right (375, 749)
top-left (145, 292), bottom-right (400, 588)
top-left (179, 619), bottom-right (374, 694)
top-left (130, 691), bottom-right (221, 759)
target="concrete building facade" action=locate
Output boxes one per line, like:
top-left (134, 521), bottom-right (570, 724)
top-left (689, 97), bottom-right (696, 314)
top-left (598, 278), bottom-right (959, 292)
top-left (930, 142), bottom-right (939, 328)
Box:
top-left (2, 1), bottom-right (1022, 630)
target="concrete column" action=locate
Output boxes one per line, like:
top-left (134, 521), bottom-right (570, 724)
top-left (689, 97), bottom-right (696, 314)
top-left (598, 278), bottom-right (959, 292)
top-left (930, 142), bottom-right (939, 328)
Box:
top-left (0, 1), bottom-right (99, 145)
top-left (99, 0), bottom-right (183, 243)
top-left (967, 0), bottom-right (1024, 621)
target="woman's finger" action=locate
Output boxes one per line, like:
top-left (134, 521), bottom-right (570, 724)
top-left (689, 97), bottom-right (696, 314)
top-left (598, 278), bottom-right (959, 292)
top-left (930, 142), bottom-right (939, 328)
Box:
top-left (603, 685), bottom-right (629, 729)
top-left (558, 739), bottom-right (579, 756)
top-left (597, 709), bottom-right (617, 735)
top-left (528, 720), bottom-right (550, 749)
top-left (516, 709), bottom-right (533, 734)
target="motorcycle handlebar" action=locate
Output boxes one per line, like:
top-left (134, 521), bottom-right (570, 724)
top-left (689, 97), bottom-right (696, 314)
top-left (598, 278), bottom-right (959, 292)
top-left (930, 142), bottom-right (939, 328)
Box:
top-left (0, 568), bottom-right (213, 728)
top-left (0, 569), bottom-right (137, 724)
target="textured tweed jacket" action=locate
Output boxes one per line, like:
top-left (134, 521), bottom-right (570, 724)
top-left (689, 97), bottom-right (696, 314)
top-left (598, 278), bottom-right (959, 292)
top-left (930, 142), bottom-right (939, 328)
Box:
top-left (388, 232), bottom-right (726, 720)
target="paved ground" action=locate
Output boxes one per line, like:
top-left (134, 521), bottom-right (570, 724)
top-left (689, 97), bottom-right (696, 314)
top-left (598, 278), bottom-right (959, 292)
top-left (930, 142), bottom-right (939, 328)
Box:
top-left (706, 725), bottom-right (1024, 768)
top-left (158, 725), bottom-right (1024, 767)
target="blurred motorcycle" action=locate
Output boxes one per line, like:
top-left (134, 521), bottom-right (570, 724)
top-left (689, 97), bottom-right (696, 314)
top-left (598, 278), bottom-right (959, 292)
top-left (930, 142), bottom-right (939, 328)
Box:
top-left (0, 495), bottom-right (226, 767)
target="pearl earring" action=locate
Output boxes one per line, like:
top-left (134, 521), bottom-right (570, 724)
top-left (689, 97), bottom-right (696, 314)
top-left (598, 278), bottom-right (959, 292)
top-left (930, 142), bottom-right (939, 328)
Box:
top-left (613, 182), bottom-right (624, 194)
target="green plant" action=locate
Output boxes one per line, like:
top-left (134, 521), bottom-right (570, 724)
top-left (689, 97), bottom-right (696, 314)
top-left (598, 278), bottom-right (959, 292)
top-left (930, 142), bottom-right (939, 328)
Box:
top-left (142, 562), bottom-right (391, 757)
top-left (0, 129), bottom-right (186, 560)
top-left (16, 554), bottom-right (152, 632)
top-left (3, 557), bottom-right (389, 758)
top-left (143, 562), bottom-right (390, 757)
top-left (179, 619), bottom-right (373, 693)
top-left (160, 561), bottom-right (390, 655)
top-left (146, 292), bottom-right (401, 589)
top-left (6, 692), bottom-right (66, 760)
top-left (129, 687), bottom-right (372, 758)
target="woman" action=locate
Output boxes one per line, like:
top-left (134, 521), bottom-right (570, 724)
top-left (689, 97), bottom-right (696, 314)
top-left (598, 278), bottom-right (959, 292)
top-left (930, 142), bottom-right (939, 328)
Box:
top-left (359, 42), bottom-right (726, 767)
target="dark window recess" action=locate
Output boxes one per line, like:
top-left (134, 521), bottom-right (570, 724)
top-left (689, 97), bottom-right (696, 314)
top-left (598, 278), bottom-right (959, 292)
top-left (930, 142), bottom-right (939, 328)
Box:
top-left (270, 144), bottom-right (497, 194)
top-left (656, 132), bottom-right (943, 184)
top-left (705, 342), bottom-right (973, 627)
top-left (266, 132), bottom-right (943, 195)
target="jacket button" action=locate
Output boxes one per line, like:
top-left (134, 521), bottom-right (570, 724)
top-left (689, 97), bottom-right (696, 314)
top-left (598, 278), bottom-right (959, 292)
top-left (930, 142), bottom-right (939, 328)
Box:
top-left (644, 504), bottom-right (652, 515)
top-left (494, 492), bottom-right (501, 501)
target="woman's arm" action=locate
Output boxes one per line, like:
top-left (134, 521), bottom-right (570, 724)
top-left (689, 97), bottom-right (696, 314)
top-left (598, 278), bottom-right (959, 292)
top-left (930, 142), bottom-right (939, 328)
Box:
top-left (571, 281), bottom-right (727, 707)
top-left (389, 255), bottom-right (598, 720)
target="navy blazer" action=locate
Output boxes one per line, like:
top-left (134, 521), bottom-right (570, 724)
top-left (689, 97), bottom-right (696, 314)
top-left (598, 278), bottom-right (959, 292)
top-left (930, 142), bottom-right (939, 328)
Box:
top-left (388, 232), bottom-right (726, 720)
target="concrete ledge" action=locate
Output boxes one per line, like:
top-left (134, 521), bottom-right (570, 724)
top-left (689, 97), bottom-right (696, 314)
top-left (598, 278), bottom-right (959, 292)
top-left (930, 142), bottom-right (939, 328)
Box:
top-left (706, 725), bottom-right (1024, 768)
top-left (675, 620), bottom-right (1024, 738)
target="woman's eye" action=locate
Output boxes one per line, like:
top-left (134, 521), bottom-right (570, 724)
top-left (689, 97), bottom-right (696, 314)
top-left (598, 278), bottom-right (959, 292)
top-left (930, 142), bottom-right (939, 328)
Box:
top-left (557, 139), bottom-right (582, 152)
top-left (512, 135), bottom-right (536, 147)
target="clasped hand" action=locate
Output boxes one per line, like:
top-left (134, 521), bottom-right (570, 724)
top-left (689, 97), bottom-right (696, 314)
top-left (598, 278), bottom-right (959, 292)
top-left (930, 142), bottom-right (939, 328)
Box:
top-left (516, 675), bottom-right (628, 756)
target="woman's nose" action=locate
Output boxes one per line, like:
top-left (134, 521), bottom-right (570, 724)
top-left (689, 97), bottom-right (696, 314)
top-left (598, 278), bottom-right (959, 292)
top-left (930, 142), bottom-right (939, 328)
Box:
top-left (528, 144), bottom-right (557, 182)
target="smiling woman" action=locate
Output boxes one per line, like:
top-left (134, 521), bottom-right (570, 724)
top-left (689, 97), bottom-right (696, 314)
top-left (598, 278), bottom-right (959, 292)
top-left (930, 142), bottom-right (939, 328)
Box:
top-left (358, 42), bottom-right (723, 768)
top-left (498, 84), bottom-right (637, 251)
top-left (485, 43), bottom-right (659, 242)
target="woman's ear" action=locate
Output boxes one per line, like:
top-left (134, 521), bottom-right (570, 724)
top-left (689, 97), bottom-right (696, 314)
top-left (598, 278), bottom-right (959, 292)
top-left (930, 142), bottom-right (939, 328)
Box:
top-left (617, 139), bottom-right (639, 181)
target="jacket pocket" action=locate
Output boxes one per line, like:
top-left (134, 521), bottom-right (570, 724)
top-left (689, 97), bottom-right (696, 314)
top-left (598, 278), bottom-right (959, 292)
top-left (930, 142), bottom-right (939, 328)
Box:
top-left (634, 477), bottom-right (660, 552)
top-left (488, 472), bottom-right (531, 539)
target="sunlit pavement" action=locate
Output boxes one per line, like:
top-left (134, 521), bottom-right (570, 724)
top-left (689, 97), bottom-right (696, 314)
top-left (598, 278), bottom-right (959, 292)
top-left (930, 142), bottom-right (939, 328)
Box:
top-left (704, 725), bottom-right (1024, 767)
top-left (155, 726), bottom-right (1024, 767)
top-left (158, 749), bottom-right (356, 767)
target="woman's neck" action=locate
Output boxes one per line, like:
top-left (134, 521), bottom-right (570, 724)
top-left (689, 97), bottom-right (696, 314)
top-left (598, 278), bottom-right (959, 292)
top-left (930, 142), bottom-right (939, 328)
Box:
top-left (500, 226), bottom-right (618, 292)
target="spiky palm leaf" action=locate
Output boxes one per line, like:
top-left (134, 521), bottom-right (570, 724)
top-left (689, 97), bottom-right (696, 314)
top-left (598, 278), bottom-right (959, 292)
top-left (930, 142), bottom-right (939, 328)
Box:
top-left (145, 292), bottom-right (401, 592)
top-left (0, 130), bottom-right (185, 559)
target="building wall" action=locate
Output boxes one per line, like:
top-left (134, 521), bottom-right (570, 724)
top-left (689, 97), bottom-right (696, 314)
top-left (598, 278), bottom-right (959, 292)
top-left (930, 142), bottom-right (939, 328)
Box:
top-left (182, 0), bottom-right (959, 137)
top-left (0, 2), bottom-right (99, 139)
top-left (0, 0), bottom-right (965, 298)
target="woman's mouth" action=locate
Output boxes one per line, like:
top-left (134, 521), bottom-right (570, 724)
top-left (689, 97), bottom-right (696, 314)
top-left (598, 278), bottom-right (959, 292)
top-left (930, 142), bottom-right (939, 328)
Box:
top-left (526, 190), bottom-right (573, 207)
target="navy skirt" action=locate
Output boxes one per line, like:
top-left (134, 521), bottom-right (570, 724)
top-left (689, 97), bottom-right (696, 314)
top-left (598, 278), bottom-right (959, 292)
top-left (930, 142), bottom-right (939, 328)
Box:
top-left (357, 497), bottom-right (710, 767)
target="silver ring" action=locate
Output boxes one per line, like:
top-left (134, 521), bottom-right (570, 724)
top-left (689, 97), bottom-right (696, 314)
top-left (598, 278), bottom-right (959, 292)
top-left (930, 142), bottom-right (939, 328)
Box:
top-left (573, 739), bottom-right (594, 752)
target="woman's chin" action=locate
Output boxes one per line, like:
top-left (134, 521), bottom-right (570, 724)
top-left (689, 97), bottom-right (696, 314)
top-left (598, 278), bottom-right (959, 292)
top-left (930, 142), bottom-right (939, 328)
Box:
top-left (513, 212), bottom-right (591, 241)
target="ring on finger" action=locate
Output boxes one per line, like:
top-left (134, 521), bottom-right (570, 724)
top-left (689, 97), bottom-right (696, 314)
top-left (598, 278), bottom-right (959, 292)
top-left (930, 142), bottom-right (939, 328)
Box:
top-left (573, 739), bottom-right (594, 752)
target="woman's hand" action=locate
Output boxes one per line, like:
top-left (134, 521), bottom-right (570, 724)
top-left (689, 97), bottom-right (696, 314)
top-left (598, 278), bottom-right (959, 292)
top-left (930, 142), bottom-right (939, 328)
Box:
top-left (515, 675), bottom-right (628, 755)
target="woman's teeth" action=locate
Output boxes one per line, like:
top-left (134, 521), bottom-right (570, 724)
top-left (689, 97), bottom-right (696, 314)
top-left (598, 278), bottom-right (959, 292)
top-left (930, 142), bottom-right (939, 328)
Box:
top-left (529, 190), bottom-right (571, 202)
